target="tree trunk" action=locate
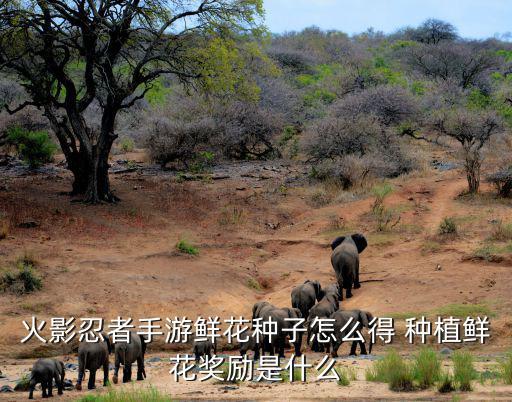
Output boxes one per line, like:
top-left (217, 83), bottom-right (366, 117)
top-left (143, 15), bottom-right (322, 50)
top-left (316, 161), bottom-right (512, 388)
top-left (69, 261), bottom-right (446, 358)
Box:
top-left (465, 154), bottom-right (481, 194)
top-left (83, 142), bottom-right (118, 204)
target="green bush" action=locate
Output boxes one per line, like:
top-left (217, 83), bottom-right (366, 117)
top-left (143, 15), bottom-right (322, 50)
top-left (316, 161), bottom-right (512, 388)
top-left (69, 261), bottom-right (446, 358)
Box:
top-left (437, 370), bottom-right (455, 393)
top-left (7, 127), bottom-right (57, 168)
top-left (335, 367), bottom-right (352, 386)
top-left (0, 259), bottom-right (42, 295)
top-left (453, 350), bottom-right (476, 391)
top-left (366, 350), bottom-right (414, 391)
top-left (77, 386), bottom-right (172, 402)
top-left (175, 239), bottom-right (199, 256)
top-left (499, 351), bottom-right (512, 384)
top-left (412, 347), bottom-right (441, 389)
top-left (119, 137), bottom-right (135, 153)
top-left (438, 217), bottom-right (457, 235)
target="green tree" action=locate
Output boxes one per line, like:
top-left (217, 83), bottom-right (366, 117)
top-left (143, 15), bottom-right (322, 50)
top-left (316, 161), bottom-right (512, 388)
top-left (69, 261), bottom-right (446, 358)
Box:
top-left (0, 0), bottom-right (264, 202)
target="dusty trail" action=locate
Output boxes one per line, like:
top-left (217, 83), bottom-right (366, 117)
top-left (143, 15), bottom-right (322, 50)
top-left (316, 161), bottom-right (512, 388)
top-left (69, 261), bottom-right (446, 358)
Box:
top-left (1, 158), bottom-right (512, 400)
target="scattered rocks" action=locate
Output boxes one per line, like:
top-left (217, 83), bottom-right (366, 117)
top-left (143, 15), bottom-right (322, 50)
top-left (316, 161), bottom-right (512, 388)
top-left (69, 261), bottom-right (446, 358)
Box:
top-left (0, 385), bottom-right (14, 393)
top-left (64, 363), bottom-right (78, 371)
top-left (221, 385), bottom-right (239, 391)
top-left (18, 221), bottom-right (39, 229)
top-left (440, 347), bottom-right (453, 355)
top-left (147, 357), bottom-right (163, 363)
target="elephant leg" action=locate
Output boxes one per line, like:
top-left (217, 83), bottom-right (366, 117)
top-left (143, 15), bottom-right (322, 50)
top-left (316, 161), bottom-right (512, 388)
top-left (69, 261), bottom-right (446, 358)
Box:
top-left (88, 369), bottom-right (97, 390)
top-left (278, 338), bottom-right (285, 359)
top-left (331, 341), bottom-right (341, 358)
top-left (359, 340), bottom-right (368, 355)
top-left (312, 337), bottom-right (319, 353)
top-left (325, 341), bottom-right (330, 354)
top-left (123, 363), bottom-right (132, 383)
top-left (345, 278), bottom-right (353, 299)
top-left (349, 341), bottom-right (358, 356)
top-left (103, 360), bottom-right (109, 386)
top-left (294, 333), bottom-right (302, 357)
top-left (354, 262), bottom-right (361, 289)
top-left (112, 355), bottom-right (120, 384)
top-left (195, 353), bottom-right (200, 364)
top-left (41, 381), bottom-right (48, 398)
top-left (47, 378), bottom-right (53, 397)
top-left (253, 345), bottom-right (260, 361)
top-left (76, 358), bottom-right (85, 390)
top-left (54, 372), bottom-right (63, 395)
top-left (28, 378), bottom-right (36, 399)
top-left (137, 355), bottom-right (145, 381)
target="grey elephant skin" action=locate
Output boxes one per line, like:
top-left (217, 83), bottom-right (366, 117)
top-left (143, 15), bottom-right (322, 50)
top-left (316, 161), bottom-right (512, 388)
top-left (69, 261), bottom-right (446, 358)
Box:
top-left (193, 339), bottom-right (216, 363)
top-left (330, 309), bottom-right (374, 357)
top-left (331, 234), bottom-right (368, 299)
top-left (28, 358), bottom-right (65, 399)
top-left (260, 306), bottom-right (303, 358)
top-left (291, 280), bottom-right (324, 320)
top-left (112, 332), bottom-right (147, 384)
top-left (307, 284), bottom-right (341, 353)
top-left (76, 333), bottom-right (112, 391)
top-left (239, 329), bottom-right (261, 360)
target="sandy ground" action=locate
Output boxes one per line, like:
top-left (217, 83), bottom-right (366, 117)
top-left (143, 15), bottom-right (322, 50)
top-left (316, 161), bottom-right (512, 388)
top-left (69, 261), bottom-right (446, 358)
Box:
top-left (1, 150), bottom-right (512, 400)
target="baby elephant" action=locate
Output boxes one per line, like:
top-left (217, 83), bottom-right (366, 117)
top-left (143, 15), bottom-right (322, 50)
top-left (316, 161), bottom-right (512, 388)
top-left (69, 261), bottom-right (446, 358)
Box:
top-left (193, 339), bottom-right (217, 363)
top-left (28, 358), bottom-right (65, 399)
top-left (112, 332), bottom-right (147, 384)
top-left (239, 330), bottom-right (261, 360)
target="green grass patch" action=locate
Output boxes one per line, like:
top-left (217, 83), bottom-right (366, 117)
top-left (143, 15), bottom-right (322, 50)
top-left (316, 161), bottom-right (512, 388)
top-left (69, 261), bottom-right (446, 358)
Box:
top-left (175, 239), bottom-right (199, 256)
top-left (412, 347), bottom-right (441, 389)
top-left (366, 350), bottom-right (414, 391)
top-left (77, 386), bottom-right (173, 402)
top-left (499, 351), bottom-right (512, 384)
top-left (389, 302), bottom-right (496, 320)
top-left (247, 277), bottom-right (261, 291)
top-left (119, 137), bottom-right (135, 153)
top-left (453, 350), bottom-right (477, 391)
top-left (437, 370), bottom-right (455, 393)
top-left (281, 368), bottom-right (303, 383)
top-left (335, 366), bottom-right (356, 386)
top-left (438, 217), bottom-right (457, 235)
top-left (421, 240), bottom-right (442, 255)
top-left (473, 242), bottom-right (512, 261)
top-left (0, 258), bottom-right (42, 295)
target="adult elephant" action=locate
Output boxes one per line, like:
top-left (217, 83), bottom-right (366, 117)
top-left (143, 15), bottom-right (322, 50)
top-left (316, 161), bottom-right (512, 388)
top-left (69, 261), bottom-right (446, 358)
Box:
top-left (291, 280), bottom-right (324, 320)
top-left (260, 307), bottom-right (303, 358)
top-left (307, 284), bottom-right (341, 353)
top-left (251, 301), bottom-right (275, 323)
top-left (76, 333), bottom-right (112, 390)
top-left (112, 332), bottom-right (147, 384)
top-left (331, 234), bottom-right (368, 300)
top-left (330, 309), bottom-right (374, 358)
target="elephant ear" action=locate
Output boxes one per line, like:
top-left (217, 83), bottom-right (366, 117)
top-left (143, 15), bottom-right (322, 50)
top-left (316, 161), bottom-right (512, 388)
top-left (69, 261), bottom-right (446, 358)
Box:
top-left (292, 308), bottom-right (302, 318)
top-left (331, 236), bottom-right (346, 250)
top-left (359, 310), bottom-right (373, 328)
top-left (351, 233), bottom-right (368, 254)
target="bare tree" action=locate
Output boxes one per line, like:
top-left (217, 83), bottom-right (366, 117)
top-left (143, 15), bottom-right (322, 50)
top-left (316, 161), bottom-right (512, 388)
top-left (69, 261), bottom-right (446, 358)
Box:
top-left (405, 109), bottom-right (503, 194)
top-left (407, 42), bottom-right (499, 89)
top-left (0, 0), bottom-right (263, 202)
top-left (412, 19), bottom-right (458, 44)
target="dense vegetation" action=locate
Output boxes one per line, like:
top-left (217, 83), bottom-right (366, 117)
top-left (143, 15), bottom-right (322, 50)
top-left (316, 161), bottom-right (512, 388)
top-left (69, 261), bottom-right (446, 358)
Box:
top-left (2, 13), bottom-right (512, 198)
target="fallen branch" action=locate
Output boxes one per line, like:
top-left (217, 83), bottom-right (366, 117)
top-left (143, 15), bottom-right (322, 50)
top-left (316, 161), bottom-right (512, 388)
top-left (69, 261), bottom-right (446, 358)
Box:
top-left (359, 279), bottom-right (385, 283)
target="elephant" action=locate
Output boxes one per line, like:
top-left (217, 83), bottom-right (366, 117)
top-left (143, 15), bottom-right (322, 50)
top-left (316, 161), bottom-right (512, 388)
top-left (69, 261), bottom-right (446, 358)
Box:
top-left (251, 301), bottom-right (275, 323)
top-left (291, 280), bottom-right (324, 320)
top-left (330, 309), bottom-right (374, 358)
top-left (331, 233), bottom-right (368, 300)
top-left (307, 283), bottom-right (341, 353)
top-left (76, 333), bottom-right (112, 390)
top-left (112, 332), bottom-right (147, 384)
top-left (28, 358), bottom-right (65, 399)
top-left (239, 329), bottom-right (261, 360)
top-left (260, 307), bottom-right (303, 358)
top-left (193, 339), bottom-right (217, 363)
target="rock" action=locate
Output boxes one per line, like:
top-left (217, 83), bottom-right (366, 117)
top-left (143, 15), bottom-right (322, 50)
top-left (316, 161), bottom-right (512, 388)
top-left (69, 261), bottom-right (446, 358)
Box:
top-left (147, 357), bottom-right (163, 363)
top-left (440, 347), bottom-right (453, 355)
top-left (0, 385), bottom-right (14, 393)
top-left (18, 221), bottom-right (39, 229)
top-left (64, 363), bottom-right (78, 371)
top-left (63, 379), bottom-right (74, 390)
top-left (14, 376), bottom-right (31, 391)
top-left (436, 264), bottom-right (442, 271)
top-left (221, 385), bottom-right (239, 391)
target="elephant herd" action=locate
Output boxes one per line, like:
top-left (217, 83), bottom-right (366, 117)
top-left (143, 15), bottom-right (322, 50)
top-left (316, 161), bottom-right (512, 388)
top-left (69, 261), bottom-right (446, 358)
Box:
top-left (232, 233), bottom-right (374, 361)
top-left (26, 233), bottom-right (370, 399)
top-left (27, 331), bottom-right (146, 399)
